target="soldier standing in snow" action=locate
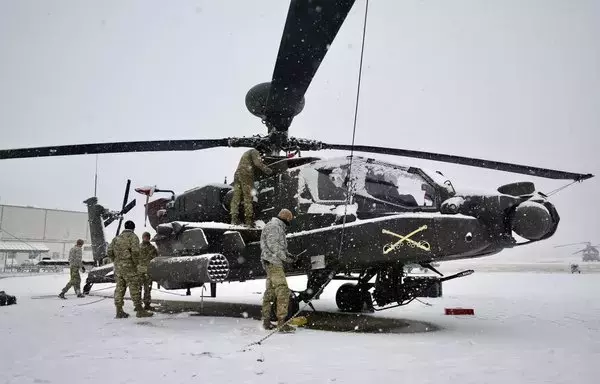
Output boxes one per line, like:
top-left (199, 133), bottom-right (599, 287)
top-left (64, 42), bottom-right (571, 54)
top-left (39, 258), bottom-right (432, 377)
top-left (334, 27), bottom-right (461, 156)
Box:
top-left (107, 221), bottom-right (153, 319)
top-left (138, 232), bottom-right (158, 310)
top-left (230, 147), bottom-right (273, 226)
top-left (58, 239), bottom-right (85, 299)
top-left (260, 208), bottom-right (296, 333)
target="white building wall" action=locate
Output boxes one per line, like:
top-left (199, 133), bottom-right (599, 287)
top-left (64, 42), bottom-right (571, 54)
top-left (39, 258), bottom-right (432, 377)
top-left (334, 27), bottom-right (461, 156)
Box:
top-left (0, 204), bottom-right (92, 260)
top-left (0, 205), bottom-right (46, 240)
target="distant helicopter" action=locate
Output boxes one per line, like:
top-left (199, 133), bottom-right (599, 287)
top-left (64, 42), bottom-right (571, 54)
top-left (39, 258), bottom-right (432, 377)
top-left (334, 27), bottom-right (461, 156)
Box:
top-left (555, 242), bottom-right (600, 262)
top-left (0, 0), bottom-right (593, 316)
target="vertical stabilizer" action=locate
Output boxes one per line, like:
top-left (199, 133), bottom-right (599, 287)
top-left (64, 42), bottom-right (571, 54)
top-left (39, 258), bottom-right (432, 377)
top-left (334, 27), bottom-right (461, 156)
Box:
top-left (84, 197), bottom-right (108, 265)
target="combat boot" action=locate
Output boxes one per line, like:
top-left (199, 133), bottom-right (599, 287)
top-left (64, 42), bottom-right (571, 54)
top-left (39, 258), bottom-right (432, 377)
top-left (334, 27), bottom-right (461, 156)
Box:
top-left (277, 320), bottom-right (295, 333)
top-left (115, 307), bottom-right (130, 319)
top-left (75, 289), bottom-right (85, 298)
top-left (262, 319), bottom-right (275, 330)
top-left (58, 292), bottom-right (66, 299)
top-left (135, 307), bottom-right (154, 318)
top-left (144, 303), bottom-right (155, 311)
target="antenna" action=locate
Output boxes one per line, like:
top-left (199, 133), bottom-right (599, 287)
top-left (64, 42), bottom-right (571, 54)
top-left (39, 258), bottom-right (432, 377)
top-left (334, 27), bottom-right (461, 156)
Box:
top-left (94, 155), bottom-right (99, 197)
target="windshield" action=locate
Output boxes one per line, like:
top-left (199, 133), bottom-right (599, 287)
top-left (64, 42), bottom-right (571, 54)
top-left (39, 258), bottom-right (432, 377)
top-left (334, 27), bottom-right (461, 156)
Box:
top-left (307, 159), bottom-right (437, 208)
top-left (421, 169), bottom-right (456, 196)
top-left (363, 165), bottom-right (435, 207)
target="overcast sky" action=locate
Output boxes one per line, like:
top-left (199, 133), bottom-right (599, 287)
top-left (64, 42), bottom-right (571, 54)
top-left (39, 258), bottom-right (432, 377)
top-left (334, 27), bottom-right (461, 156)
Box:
top-left (0, 0), bottom-right (598, 260)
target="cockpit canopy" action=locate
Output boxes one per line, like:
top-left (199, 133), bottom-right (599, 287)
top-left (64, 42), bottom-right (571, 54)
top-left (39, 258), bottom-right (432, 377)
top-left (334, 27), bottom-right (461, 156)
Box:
top-left (295, 156), bottom-right (455, 211)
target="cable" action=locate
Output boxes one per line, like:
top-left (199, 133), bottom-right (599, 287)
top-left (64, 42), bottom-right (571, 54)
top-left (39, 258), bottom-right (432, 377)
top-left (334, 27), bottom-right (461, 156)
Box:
top-left (546, 180), bottom-right (579, 197)
top-left (241, 0), bottom-right (372, 350)
top-left (337, 0), bottom-right (370, 258)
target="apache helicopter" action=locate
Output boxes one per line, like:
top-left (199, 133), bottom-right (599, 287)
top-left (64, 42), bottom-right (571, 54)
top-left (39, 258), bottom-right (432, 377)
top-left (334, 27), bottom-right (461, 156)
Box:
top-left (554, 242), bottom-right (600, 262)
top-left (0, 0), bottom-right (594, 315)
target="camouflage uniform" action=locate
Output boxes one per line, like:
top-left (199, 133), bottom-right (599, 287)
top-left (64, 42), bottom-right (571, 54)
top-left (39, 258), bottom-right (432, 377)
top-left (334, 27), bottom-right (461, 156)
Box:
top-left (138, 240), bottom-right (158, 309)
top-left (107, 229), bottom-right (152, 318)
top-left (59, 245), bottom-right (84, 298)
top-left (260, 217), bottom-right (295, 331)
top-left (230, 148), bottom-right (272, 225)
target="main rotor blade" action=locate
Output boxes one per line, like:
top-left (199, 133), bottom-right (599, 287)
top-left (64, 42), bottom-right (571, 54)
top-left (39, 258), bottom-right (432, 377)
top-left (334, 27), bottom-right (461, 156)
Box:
top-left (265, 0), bottom-right (356, 129)
top-left (554, 242), bottom-right (589, 248)
top-left (0, 139), bottom-right (231, 160)
top-left (321, 143), bottom-right (594, 181)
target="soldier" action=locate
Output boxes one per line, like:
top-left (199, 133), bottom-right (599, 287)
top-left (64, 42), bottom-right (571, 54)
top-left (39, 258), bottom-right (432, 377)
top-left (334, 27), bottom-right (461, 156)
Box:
top-left (107, 220), bottom-right (153, 319)
top-left (260, 208), bottom-right (296, 333)
top-left (58, 239), bottom-right (86, 299)
top-left (230, 147), bottom-right (273, 226)
top-left (139, 231), bottom-right (158, 310)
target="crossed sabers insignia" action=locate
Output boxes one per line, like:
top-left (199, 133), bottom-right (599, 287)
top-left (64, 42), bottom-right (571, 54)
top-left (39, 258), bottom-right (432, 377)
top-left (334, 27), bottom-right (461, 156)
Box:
top-left (382, 225), bottom-right (431, 254)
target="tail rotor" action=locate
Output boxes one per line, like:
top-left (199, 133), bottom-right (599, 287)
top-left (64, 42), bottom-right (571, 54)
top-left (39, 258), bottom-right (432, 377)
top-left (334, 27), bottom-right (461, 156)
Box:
top-left (102, 179), bottom-right (137, 235)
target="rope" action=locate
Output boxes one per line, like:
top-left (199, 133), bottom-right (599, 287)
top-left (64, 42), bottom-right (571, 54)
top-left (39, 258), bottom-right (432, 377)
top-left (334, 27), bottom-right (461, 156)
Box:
top-left (241, 0), bottom-right (371, 351)
top-left (77, 297), bottom-right (106, 306)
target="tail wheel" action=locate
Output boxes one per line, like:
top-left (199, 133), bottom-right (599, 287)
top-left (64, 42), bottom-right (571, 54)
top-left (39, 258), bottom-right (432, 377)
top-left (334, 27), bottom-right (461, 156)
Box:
top-left (336, 283), bottom-right (363, 312)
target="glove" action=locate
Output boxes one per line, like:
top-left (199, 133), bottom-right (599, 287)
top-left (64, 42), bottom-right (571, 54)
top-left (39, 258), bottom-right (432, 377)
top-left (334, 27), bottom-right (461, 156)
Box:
top-left (81, 266), bottom-right (86, 273)
top-left (287, 253), bottom-right (300, 267)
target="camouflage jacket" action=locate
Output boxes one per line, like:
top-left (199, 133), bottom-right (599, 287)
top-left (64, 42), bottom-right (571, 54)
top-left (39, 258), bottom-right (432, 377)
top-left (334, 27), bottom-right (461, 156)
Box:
top-left (107, 229), bottom-right (141, 272)
top-left (234, 148), bottom-right (272, 181)
top-left (260, 217), bottom-right (294, 267)
top-left (68, 246), bottom-right (83, 268)
top-left (138, 241), bottom-right (158, 272)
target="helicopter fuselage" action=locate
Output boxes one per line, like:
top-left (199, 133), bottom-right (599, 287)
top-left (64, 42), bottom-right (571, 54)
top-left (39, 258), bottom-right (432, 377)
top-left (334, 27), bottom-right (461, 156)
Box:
top-left (86, 155), bottom-right (560, 311)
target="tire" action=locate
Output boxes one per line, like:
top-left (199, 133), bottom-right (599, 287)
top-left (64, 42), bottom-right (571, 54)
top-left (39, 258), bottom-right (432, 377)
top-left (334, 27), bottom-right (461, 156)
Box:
top-left (335, 283), bottom-right (363, 312)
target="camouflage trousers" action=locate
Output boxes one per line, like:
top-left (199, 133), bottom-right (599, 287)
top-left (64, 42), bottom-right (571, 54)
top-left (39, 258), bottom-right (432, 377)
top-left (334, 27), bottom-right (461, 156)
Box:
top-left (230, 173), bottom-right (254, 225)
top-left (261, 263), bottom-right (290, 322)
top-left (60, 266), bottom-right (81, 295)
top-left (114, 267), bottom-right (143, 310)
top-left (139, 272), bottom-right (153, 306)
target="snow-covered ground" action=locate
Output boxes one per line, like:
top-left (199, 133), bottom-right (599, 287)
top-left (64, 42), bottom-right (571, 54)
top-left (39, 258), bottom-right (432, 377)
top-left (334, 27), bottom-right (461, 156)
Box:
top-left (1, 267), bottom-right (599, 384)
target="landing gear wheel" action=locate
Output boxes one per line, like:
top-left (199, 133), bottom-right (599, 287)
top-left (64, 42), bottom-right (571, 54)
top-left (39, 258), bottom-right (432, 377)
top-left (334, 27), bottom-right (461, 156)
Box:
top-left (336, 283), bottom-right (363, 312)
top-left (83, 282), bottom-right (93, 295)
top-left (269, 291), bottom-right (300, 322)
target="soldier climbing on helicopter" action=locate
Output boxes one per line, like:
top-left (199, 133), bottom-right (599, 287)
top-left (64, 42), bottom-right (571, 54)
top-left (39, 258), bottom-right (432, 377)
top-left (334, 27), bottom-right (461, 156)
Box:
top-left (230, 146), bottom-right (273, 226)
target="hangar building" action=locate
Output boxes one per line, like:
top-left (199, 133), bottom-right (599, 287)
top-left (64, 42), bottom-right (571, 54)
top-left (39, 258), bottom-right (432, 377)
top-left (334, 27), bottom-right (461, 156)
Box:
top-left (0, 204), bottom-right (92, 269)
